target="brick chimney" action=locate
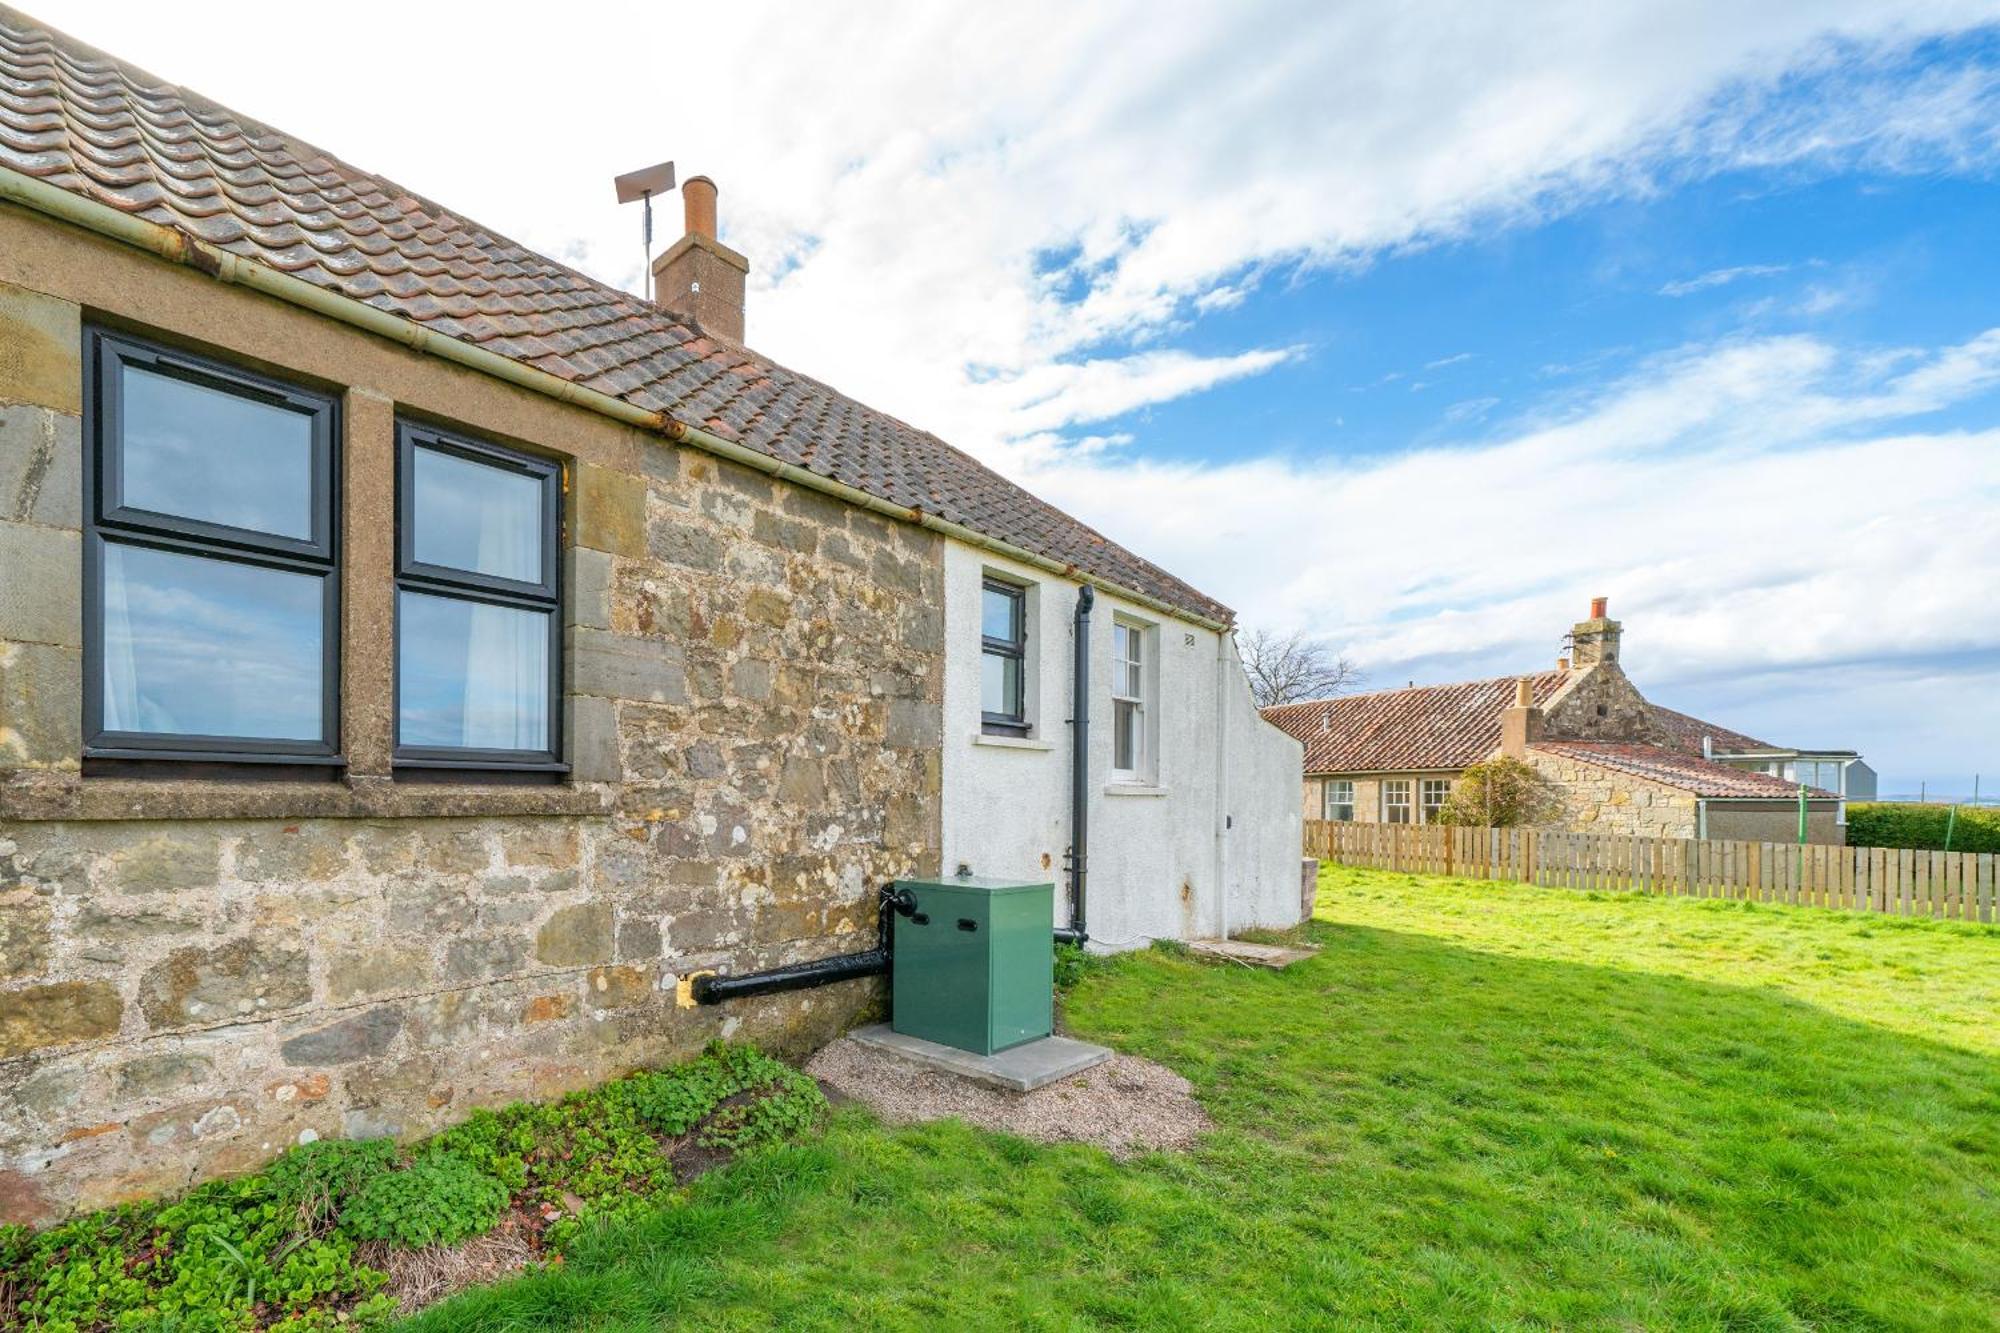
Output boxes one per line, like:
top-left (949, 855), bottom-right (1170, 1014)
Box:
top-left (1500, 677), bottom-right (1543, 758)
top-left (1568, 595), bottom-right (1622, 667)
top-left (652, 176), bottom-right (748, 342)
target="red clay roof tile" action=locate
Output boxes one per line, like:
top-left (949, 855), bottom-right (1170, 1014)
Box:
top-left (1532, 742), bottom-right (1835, 799)
top-left (1648, 706), bottom-right (1779, 758)
top-left (1260, 671), bottom-right (1571, 773)
top-left (0, 6), bottom-right (1230, 623)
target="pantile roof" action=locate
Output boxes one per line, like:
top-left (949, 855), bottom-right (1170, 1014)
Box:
top-left (1532, 742), bottom-right (1837, 799)
top-left (1650, 706), bottom-right (1778, 758)
top-left (0, 7), bottom-right (1230, 624)
top-left (1260, 671), bottom-right (1569, 773)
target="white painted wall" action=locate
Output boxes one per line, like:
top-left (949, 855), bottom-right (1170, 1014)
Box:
top-left (939, 540), bottom-right (1303, 949)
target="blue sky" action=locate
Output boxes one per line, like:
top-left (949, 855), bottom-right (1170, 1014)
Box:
top-left (1121, 169), bottom-right (2000, 463)
top-left (56, 1), bottom-right (2000, 795)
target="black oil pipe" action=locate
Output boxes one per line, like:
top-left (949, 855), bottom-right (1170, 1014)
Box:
top-left (1055, 585), bottom-right (1093, 947)
top-left (693, 886), bottom-right (914, 1005)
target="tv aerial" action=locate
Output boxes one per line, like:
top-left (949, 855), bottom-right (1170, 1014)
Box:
top-left (613, 160), bottom-right (676, 300)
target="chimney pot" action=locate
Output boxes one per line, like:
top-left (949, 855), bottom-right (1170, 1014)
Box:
top-left (683, 175), bottom-right (718, 241)
top-left (1569, 598), bottom-right (1622, 667)
top-left (1514, 678), bottom-right (1533, 707)
top-left (1557, 656), bottom-right (1570, 672)
top-left (651, 175), bottom-right (749, 342)
top-left (1590, 595), bottom-right (1608, 620)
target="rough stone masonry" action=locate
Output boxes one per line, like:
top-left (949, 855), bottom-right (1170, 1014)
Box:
top-left (0, 248), bottom-right (946, 1224)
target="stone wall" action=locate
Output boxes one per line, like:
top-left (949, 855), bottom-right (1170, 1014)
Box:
top-left (0, 215), bottom-right (945, 1226)
top-left (1540, 662), bottom-right (1667, 746)
top-left (1521, 748), bottom-right (1698, 839)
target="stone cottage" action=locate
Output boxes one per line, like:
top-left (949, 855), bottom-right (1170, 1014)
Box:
top-left (1262, 599), bottom-right (1850, 844)
top-left (0, 8), bottom-right (1300, 1224)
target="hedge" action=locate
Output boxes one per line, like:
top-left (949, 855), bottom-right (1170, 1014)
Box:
top-left (1845, 802), bottom-right (2000, 853)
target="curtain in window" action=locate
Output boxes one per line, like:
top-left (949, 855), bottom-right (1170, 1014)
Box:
top-left (100, 543), bottom-right (143, 733)
top-left (461, 602), bottom-right (547, 750)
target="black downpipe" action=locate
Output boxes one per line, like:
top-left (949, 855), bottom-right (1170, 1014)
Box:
top-left (694, 886), bottom-right (913, 1005)
top-left (1057, 585), bottom-right (1094, 946)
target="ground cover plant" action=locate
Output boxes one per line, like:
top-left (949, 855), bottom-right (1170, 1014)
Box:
top-left (403, 865), bottom-right (1998, 1331)
top-left (0, 1044), bottom-right (825, 1331)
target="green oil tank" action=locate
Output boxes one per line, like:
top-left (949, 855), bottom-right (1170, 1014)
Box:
top-left (891, 875), bottom-right (1054, 1055)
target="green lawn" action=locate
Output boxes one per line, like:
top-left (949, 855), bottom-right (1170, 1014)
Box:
top-left (407, 867), bottom-right (2000, 1331)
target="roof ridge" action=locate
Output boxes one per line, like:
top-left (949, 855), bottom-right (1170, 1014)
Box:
top-left (1261, 667), bottom-right (1566, 712)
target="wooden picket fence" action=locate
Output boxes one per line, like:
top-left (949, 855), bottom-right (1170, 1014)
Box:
top-left (1304, 821), bottom-right (1998, 923)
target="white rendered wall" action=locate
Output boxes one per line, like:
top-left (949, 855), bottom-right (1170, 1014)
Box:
top-left (939, 541), bottom-right (1303, 949)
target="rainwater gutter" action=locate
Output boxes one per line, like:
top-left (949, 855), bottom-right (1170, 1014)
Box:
top-left (0, 168), bottom-right (1230, 635)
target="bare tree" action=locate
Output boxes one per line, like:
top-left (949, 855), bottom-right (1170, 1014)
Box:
top-left (1239, 628), bottom-right (1363, 708)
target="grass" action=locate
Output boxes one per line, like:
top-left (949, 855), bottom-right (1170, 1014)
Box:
top-left (404, 866), bottom-right (2000, 1331)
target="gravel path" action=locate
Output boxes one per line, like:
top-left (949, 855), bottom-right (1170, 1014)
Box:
top-left (806, 1037), bottom-right (1210, 1158)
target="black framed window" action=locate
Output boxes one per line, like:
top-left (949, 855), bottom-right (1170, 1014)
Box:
top-left (394, 421), bottom-right (563, 771)
top-left (83, 328), bottom-right (340, 764)
top-left (980, 576), bottom-right (1028, 736)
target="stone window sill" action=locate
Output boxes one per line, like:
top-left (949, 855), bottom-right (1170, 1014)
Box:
top-left (0, 772), bottom-right (613, 822)
top-left (1104, 782), bottom-right (1168, 797)
top-left (972, 733), bottom-right (1055, 752)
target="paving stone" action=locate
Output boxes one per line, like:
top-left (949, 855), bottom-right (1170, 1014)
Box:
top-left (848, 1023), bottom-right (1111, 1093)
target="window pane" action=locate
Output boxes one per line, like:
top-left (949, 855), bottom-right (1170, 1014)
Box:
top-left (120, 364), bottom-right (314, 539)
top-left (981, 648), bottom-right (1020, 718)
top-left (981, 584), bottom-right (1019, 642)
top-left (101, 542), bottom-right (323, 740)
top-left (1114, 699), bottom-right (1139, 770)
top-left (399, 591), bottom-right (549, 750)
top-left (412, 447), bottom-right (544, 583)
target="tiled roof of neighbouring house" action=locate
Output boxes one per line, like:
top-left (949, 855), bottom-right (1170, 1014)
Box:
top-left (1531, 742), bottom-right (1836, 799)
top-left (1650, 705), bottom-right (1779, 758)
top-left (1260, 670), bottom-right (1570, 773)
top-left (0, 7), bottom-right (1231, 625)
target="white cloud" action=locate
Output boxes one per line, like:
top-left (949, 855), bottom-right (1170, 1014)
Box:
top-left (50, 0), bottom-right (2000, 464)
top-left (43, 0), bottom-right (2000, 780)
top-left (1659, 263), bottom-right (1794, 296)
top-left (1017, 327), bottom-right (2000, 779)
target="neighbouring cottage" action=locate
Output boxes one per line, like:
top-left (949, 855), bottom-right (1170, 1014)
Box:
top-left (0, 8), bottom-right (1300, 1225)
top-left (1262, 598), bottom-right (1856, 845)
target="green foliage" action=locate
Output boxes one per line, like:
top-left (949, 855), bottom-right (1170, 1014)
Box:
top-left (1052, 941), bottom-right (1102, 990)
top-left (258, 1137), bottom-right (398, 1230)
top-left (14, 1181), bottom-right (391, 1332)
top-left (1848, 801), bottom-right (2000, 852)
top-left (4, 1042), bottom-right (826, 1329)
top-left (619, 1042), bottom-right (798, 1136)
top-left (403, 868), bottom-right (1999, 1333)
top-left (419, 1109), bottom-right (532, 1193)
top-left (1435, 755), bottom-right (1564, 827)
top-left (340, 1157), bottom-right (510, 1250)
top-left (695, 1070), bottom-right (826, 1154)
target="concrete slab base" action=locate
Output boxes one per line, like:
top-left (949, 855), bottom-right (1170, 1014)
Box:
top-left (1188, 938), bottom-right (1319, 970)
top-left (848, 1023), bottom-right (1111, 1093)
